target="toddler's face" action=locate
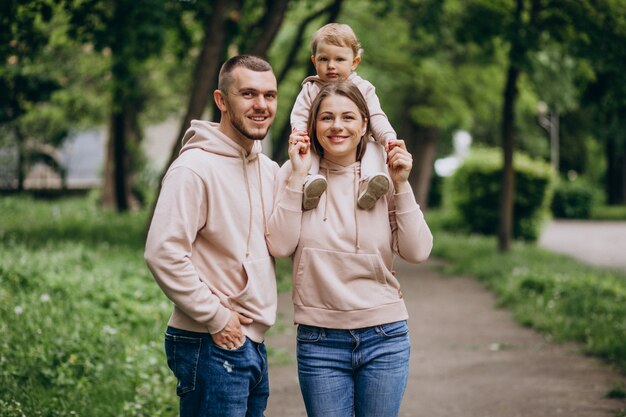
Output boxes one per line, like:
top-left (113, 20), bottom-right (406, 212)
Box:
top-left (311, 41), bottom-right (361, 83)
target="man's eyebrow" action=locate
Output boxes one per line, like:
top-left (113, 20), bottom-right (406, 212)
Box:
top-left (236, 88), bottom-right (277, 94)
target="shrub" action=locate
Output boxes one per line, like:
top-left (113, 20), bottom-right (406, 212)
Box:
top-left (445, 147), bottom-right (554, 241)
top-left (551, 180), bottom-right (596, 219)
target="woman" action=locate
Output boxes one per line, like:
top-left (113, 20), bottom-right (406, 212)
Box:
top-left (267, 81), bottom-right (433, 417)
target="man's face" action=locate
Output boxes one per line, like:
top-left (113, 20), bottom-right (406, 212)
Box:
top-left (218, 67), bottom-right (278, 145)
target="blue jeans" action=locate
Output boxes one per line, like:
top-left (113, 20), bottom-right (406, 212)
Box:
top-left (296, 320), bottom-right (410, 417)
top-left (164, 327), bottom-right (269, 417)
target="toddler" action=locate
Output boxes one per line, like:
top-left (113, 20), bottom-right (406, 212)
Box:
top-left (291, 23), bottom-right (397, 210)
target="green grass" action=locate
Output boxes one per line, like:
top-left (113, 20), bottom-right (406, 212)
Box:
top-left (426, 209), bottom-right (626, 374)
top-left (0, 194), bottom-right (295, 416)
top-left (592, 204), bottom-right (626, 221)
top-left (0, 195), bottom-right (176, 416)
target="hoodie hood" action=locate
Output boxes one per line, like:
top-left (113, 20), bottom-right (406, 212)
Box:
top-left (181, 119), bottom-right (263, 161)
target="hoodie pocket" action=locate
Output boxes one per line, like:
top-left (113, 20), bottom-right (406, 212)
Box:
top-left (228, 257), bottom-right (277, 326)
top-left (294, 247), bottom-right (397, 311)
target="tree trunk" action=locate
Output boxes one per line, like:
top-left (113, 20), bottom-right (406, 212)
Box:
top-left (166, 0), bottom-right (229, 168)
top-left (409, 125), bottom-right (439, 208)
top-left (498, 64), bottom-right (520, 252)
top-left (606, 139), bottom-right (626, 205)
top-left (15, 127), bottom-right (25, 191)
top-left (102, 103), bottom-right (141, 212)
top-left (247, 0), bottom-right (290, 57)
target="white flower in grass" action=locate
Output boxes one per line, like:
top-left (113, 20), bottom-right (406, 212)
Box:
top-left (102, 325), bottom-right (118, 335)
top-left (14, 306), bottom-right (24, 315)
top-left (40, 293), bottom-right (50, 302)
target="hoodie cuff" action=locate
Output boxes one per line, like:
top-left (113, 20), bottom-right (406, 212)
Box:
top-left (394, 190), bottom-right (420, 214)
top-left (208, 305), bottom-right (233, 335)
top-left (280, 187), bottom-right (304, 212)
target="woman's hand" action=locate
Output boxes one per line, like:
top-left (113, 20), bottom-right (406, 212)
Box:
top-left (387, 139), bottom-right (412, 193)
top-left (287, 129), bottom-right (312, 189)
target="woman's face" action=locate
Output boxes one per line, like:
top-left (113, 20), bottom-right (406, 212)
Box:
top-left (315, 94), bottom-right (367, 166)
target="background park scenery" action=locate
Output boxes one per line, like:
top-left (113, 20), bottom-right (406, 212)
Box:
top-left (2, 0), bottom-right (626, 416)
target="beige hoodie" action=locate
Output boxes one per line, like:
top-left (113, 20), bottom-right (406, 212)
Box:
top-left (267, 159), bottom-right (433, 329)
top-left (145, 120), bottom-right (279, 342)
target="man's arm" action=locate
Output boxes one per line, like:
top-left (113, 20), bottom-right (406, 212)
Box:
top-left (145, 166), bottom-right (233, 335)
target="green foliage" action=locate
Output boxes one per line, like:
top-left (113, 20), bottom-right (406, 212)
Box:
top-left (430, 229), bottom-right (626, 373)
top-left (591, 204), bottom-right (626, 221)
top-left (446, 147), bottom-right (554, 240)
top-left (0, 195), bottom-right (298, 415)
top-left (551, 179), bottom-right (597, 219)
top-left (0, 196), bottom-right (177, 416)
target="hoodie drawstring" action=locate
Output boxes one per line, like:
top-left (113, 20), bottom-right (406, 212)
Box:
top-left (257, 159), bottom-right (269, 236)
top-left (242, 151), bottom-right (269, 257)
top-left (241, 150), bottom-right (253, 258)
top-left (323, 167), bottom-right (329, 222)
top-left (353, 165), bottom-right (360, 250)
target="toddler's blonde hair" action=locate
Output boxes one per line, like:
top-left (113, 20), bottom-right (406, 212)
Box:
top-left (311, 23), bottom-right (361, 57)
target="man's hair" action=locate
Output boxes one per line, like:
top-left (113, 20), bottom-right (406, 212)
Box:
top-left (218, 55), bottom-right (273, 93)
top-left (307, 81), bottom-right (370, 161)
top-left (310, 23), bottom-right (361, 57)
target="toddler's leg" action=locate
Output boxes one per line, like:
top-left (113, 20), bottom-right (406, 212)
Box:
top-left (303, 153), bottom-right (327, 210)
top-left (357, 141), bottom-right (390, 210)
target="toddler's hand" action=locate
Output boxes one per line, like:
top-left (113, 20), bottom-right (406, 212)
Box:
top-left (386, 139), bottom-right (412, 188)
top-left (290, 129), bottom-right (311, 154)
top-left (288, 129), bottom-right (312, 176)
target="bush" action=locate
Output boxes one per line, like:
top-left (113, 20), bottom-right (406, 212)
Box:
top-left (551, 180), bottom-right (596, 219)
top-left (445, 147), bottom-right (554, 241)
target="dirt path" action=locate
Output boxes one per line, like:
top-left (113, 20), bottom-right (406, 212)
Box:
top-left (265, 258), bottom-right (626, 416)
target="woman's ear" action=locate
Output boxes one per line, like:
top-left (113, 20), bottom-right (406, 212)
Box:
top-left (361, 118), bottom-right (368, 137)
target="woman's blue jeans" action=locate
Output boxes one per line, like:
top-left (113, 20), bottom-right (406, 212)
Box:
top-left (296, 320), bottom-right (410, 417)
top-left (164, 326), bottom-right (269, 417)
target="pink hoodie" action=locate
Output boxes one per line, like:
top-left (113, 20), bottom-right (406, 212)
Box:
top-left (267, 159), bottom-right (433, 329)
top-left (145, 120), bottom-right (279, 342)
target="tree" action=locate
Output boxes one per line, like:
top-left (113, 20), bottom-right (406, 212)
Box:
top-left (454, 0), bottom-right (606, 251)
top-left (64, 0), bottom-right (168, 211)
top-left (565, 1), bottom-right (626, 204)
top-left (0, 0), bottom-right (61, 190)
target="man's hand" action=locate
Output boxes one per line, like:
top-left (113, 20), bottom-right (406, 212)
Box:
top-left (211, 311), bottom-right (253, 350)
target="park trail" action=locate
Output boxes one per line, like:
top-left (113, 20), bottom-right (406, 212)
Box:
top-left (265, 221), bottom-right (626, 417)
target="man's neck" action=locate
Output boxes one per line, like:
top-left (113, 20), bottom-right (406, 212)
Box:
top-left (218, 122), bottom-right (254, 154)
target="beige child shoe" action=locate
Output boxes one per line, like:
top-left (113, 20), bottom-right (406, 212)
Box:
top-left (303, 174), bottom-right (327, 210)
top-left (357, 173), bottom-right (390, 209)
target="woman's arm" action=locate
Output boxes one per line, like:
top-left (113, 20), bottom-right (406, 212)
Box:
top-left (265, 132), bottom-right (312, 258)
top-left (387, 140), bottom-right (434, 263)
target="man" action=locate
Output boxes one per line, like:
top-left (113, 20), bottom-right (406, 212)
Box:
top-left (145, 55), bottom-right (279, 417)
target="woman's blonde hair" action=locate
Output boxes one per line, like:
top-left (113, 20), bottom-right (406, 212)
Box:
top-left (310, 23), bottom-right (361, 57)
top-left (307, 81), bottom-right (370, 161)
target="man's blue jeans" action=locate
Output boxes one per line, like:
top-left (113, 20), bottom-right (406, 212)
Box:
top-left (164, 327), bottom-right (269, 417)
top-left (296, 320), bottom-right (410, 417)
